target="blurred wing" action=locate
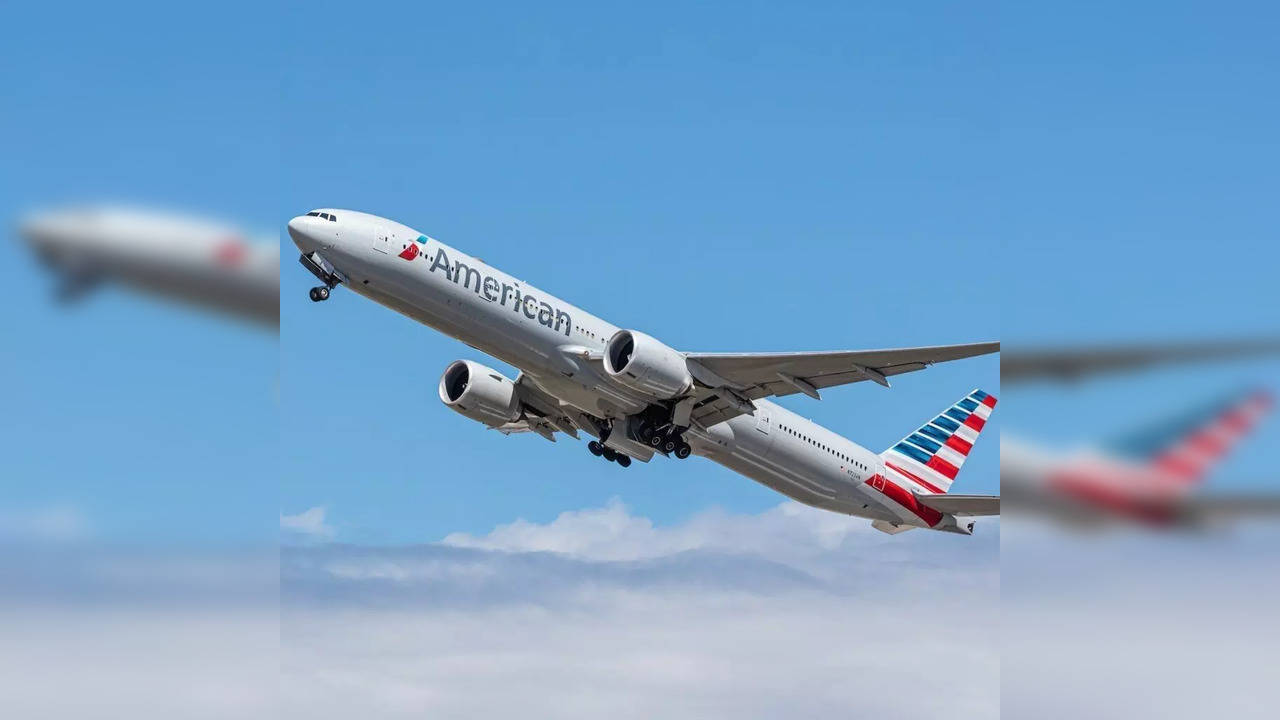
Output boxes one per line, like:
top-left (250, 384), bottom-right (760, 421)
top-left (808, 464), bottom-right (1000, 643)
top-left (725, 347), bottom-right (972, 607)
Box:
top-left (685, 341), bottom-right (999, 427)
top-left (1002, 337), bottom-right (1280, 383)
top-left (1176, 492), bottom-right (1280, 525)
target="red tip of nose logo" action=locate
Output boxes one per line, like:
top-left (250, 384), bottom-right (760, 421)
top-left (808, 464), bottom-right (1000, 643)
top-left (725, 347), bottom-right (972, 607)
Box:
top-left (398, 244), bottom-right (418, 261)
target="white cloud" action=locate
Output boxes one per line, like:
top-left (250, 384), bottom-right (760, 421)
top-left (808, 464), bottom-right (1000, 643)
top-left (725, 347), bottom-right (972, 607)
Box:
top-left (280, 507), bottom-right (334, 540)
top-left (284, 500), bottom-right (1000, 718)
top-left (441, 496), bottom-right (959, 563)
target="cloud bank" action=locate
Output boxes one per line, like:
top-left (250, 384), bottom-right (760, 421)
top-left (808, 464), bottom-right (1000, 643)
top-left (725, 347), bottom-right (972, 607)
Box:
top-left (283, 500), bottom-right (999, 719)
top-left (280, 506), bottom-right (334, 541)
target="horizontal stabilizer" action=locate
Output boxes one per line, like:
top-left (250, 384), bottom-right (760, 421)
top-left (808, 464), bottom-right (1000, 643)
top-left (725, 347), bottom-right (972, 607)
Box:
top-left (915, 493), bottom-right (1000, 516)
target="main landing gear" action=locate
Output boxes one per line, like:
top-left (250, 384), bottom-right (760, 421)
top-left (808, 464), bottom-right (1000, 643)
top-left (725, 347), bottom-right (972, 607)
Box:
top-left (639, 423), bottom-right (692, 459)
top-left (588, 440), bottom-right (631, 468)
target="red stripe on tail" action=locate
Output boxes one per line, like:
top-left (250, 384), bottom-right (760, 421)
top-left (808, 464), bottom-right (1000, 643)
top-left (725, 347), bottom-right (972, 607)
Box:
top-left (866, 474), bottom-right (943, 527)
top-left (926, 455), bottom-right (960, 480)
top-left (945, 435), bottom-right (973, 455)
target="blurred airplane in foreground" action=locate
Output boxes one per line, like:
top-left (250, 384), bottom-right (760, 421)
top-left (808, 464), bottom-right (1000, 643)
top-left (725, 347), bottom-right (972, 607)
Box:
top-left (1003, 388), bottom-right (1277, 528)
top-left (17, 206), bottom-right (279, 328)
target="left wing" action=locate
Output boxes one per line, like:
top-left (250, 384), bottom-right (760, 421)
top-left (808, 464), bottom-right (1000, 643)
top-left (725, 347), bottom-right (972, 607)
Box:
top-left (915, 493), bottom-right (1000, 516)
top-left (684, 341), bottom-right (999, 427)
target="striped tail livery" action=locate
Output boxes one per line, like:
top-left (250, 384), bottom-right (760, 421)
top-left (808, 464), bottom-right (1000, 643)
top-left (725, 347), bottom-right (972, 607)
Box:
top-left (881, 389), bottom-right (997, 494)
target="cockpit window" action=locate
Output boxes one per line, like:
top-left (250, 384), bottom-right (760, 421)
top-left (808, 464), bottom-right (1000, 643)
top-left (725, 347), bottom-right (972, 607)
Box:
top-left (320, 213), bottom-right (331, 221)
top-left (306, 211), bottom-right (321, 217)
top-left (327, 214), bottom-right (337, 222)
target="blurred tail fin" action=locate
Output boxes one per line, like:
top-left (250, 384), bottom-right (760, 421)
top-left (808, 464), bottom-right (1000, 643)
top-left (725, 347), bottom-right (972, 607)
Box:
top-left (1106, 388), bottom-right (1273, 486)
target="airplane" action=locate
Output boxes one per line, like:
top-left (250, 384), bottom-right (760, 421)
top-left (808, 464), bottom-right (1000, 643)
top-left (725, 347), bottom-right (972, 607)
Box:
top-left (17, 205), bottom-right (279, 328)
top-left (287, 208), bottom-right (1000, 535)
top-left (1001, 388), bottom-right (1277, 527)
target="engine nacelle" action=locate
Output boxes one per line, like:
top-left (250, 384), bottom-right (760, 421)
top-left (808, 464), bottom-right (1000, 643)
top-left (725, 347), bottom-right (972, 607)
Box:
top-left (438, 360), bottom-right (521, 427)
top-left (603, 329), bottom-right (693, 400)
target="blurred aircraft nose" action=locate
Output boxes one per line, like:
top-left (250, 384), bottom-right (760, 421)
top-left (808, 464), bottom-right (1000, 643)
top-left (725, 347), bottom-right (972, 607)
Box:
top-left (16, 211), bottom-right (56, 248)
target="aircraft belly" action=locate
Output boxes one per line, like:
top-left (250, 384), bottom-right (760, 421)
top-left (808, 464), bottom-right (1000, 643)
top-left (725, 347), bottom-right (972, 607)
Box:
top-left (708, 416), bottom-right (897, 522)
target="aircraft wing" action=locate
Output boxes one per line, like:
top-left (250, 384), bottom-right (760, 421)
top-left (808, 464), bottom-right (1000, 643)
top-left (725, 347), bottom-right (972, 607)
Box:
top-left (490, 374), bottom-right (589, 443)
top-left (914, 493), bottom-right (1000, 516)
top-left (683, 341), bottom-right (999, 427)
top-left (1001, 337), bottom-right (1280, 383)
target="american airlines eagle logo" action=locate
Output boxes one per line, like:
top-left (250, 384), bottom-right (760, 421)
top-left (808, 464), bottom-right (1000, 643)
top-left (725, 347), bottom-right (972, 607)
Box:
top-left (398, 241), bottom-right (420, 261)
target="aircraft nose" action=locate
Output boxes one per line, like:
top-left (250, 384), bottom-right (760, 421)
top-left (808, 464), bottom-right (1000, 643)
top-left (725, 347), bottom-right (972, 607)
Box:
top-left (287, 215), bottom-right (306, 242)
top-left (287, 214), bottom-right (324, 252)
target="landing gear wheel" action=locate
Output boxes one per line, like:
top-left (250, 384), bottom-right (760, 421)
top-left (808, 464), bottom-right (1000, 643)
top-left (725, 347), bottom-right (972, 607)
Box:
top-left (674, 443), bottom-right (692, 460)
top-left (663, 439), bottom-right (677, 453)
top-left (309, 286), bottom-right (330, 302)
top-left (602, 448), bottom-right (618, 462)
top-left (587, 440), bottom-right (603, 457)
top-left (649, 434), bottom-right (663, 447)
top-left (616, 455), bottom-right (631, 468)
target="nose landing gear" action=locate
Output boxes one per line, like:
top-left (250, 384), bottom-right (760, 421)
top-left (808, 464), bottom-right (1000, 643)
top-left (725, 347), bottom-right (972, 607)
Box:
top-left (299, 251), bottom-right (344, 303)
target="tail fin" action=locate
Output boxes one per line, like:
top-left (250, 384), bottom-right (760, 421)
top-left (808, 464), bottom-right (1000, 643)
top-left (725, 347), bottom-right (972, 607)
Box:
top-left (1105, 388), bottom-right (1273, 486)
top-left (880, 389), bottom-right (997, 493)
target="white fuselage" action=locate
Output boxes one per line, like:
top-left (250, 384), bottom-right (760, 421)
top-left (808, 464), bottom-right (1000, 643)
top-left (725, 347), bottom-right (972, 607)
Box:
top-left (289, 209), bottom-right (941, 528)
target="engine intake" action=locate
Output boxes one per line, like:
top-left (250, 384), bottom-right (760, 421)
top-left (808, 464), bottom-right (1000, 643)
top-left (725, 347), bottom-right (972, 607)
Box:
top-left (438, 360), bottom-right (521, 427)
top-left (603, 330), bottom-right (693, 400)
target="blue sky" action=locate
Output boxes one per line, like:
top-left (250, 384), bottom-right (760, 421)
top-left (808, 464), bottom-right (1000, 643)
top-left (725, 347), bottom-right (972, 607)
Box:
top-left (3, 2), bottom-right (1275, 546)
top-left (0, 3), bottom-right (281, 544)
top-left (996, 3), bottom-right (1279, 492)
top-left (278, 2), bottom-right (1000, 542)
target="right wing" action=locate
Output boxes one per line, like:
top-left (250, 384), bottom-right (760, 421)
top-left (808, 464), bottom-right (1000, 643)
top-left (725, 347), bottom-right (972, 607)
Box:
top-left (683, 341), bottom-right (999, 427)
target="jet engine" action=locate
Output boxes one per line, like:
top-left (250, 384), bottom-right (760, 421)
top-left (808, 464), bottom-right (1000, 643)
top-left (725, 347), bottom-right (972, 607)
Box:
top-left (603, 329), bottom-right (693, 400)
top-left (438, 359), bottom-right (521, 427)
